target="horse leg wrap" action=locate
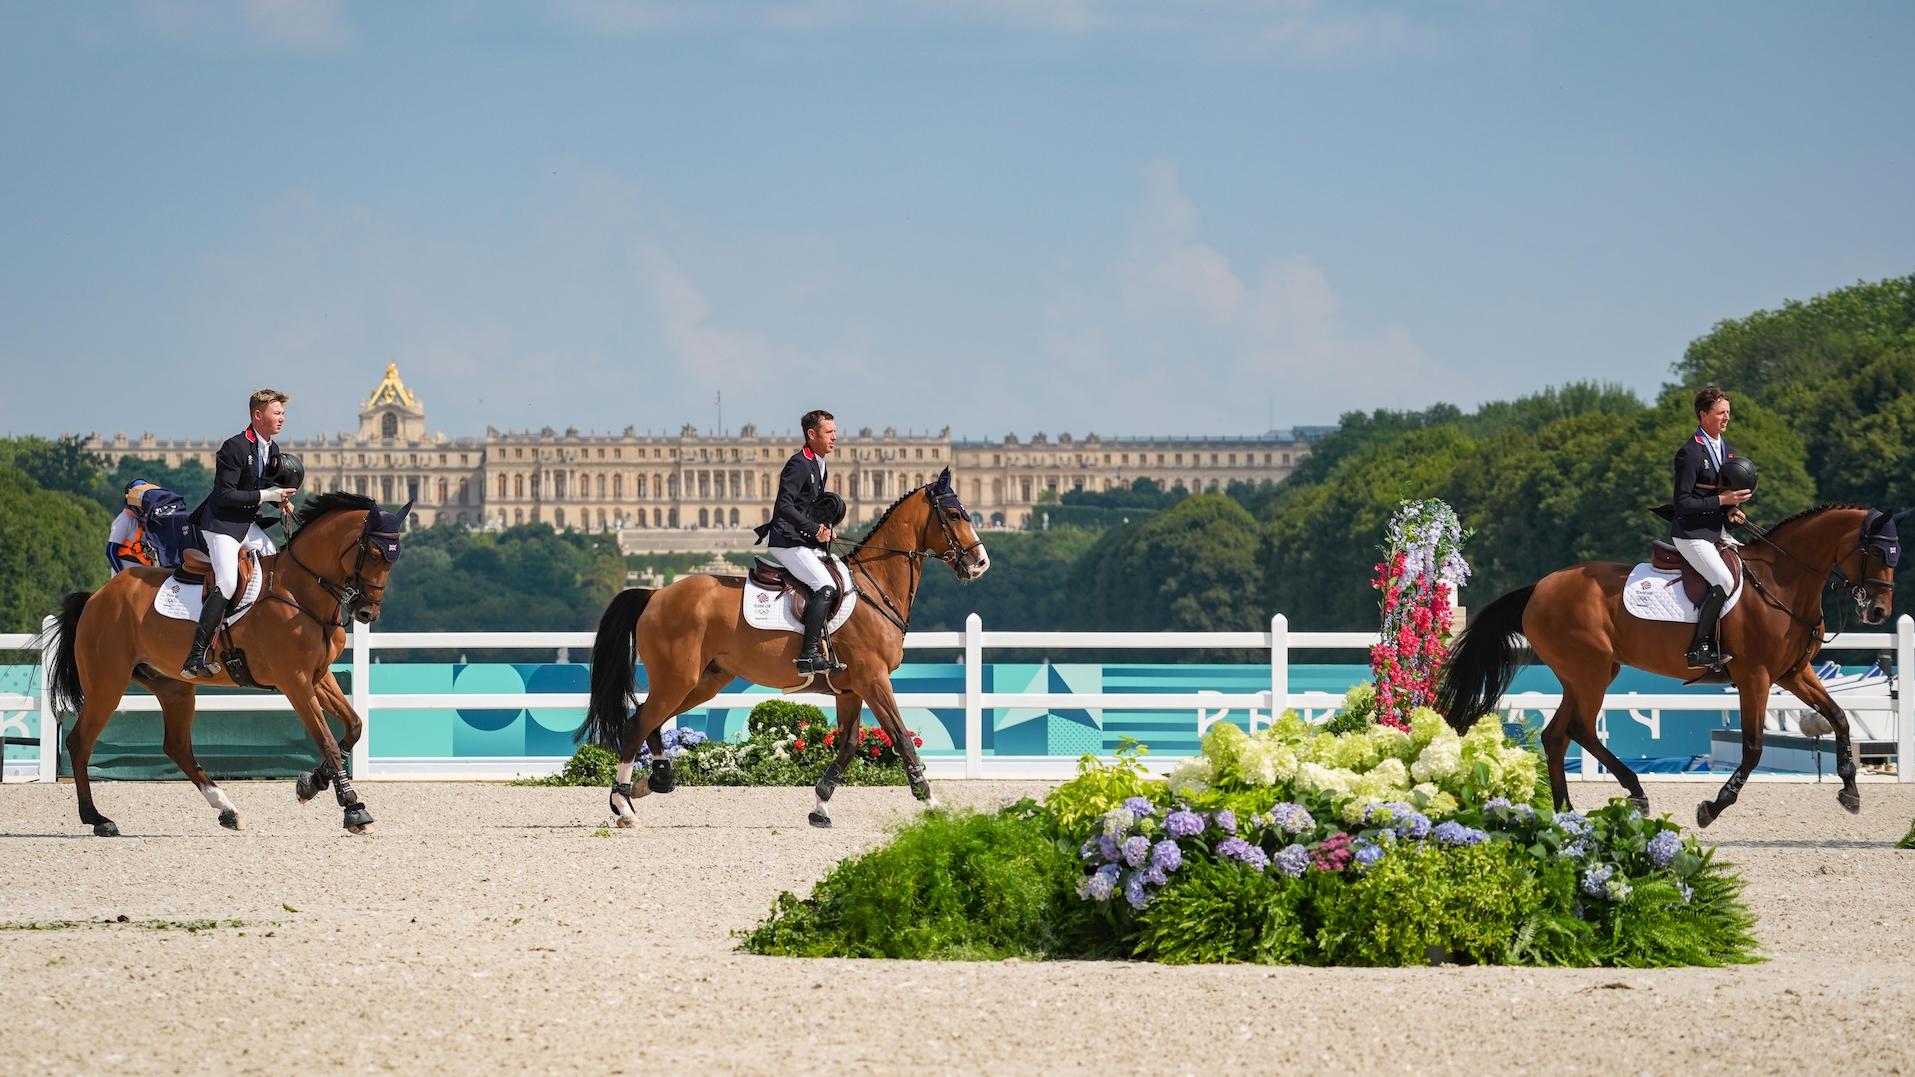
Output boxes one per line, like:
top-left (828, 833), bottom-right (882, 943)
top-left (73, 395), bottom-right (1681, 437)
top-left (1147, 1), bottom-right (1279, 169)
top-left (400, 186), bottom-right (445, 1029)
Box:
top-left (814, 762), bottom-right (844, 803)
top-left (296, 766), bottom-right (332, 804)
top-left (906, 762), bottom-right (932, 802)
top-left (609, 780), bottom-right (639, 824)
top-left (647, 758), bottom-right (676, 794)
top-left (331, 773), bottom-right (359, 810)
top-left (341, 802), bottom-right (374, 831)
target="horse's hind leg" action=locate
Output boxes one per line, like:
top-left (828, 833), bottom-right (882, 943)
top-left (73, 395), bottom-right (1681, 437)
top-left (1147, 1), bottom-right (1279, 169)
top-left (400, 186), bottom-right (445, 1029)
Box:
top-left (66, 677), bottom-right (131, 837)
top-left (810, 692), bottom-right (865, 829)
top-left (1563, 663), bottom-right (1648, 814)
top-left (148, 678), bottom-right (241, 830)
top-left (609, 669), bottom-right (694, 828)
top-left (856, 676), bottom-right (935, 808)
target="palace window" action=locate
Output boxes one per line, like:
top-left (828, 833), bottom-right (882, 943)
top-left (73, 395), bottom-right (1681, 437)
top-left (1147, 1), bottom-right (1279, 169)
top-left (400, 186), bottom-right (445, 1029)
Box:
top-left (382, 413), bottom-right (397, 438)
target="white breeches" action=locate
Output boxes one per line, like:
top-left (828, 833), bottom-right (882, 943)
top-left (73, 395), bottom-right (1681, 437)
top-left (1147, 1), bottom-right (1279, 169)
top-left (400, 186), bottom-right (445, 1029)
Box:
top-left (1672, 537), bottom-right (1736, 592)
top-left (205, 525), bottom-right (272, 599)
top-left (770, 546), bottom-right (836, 592)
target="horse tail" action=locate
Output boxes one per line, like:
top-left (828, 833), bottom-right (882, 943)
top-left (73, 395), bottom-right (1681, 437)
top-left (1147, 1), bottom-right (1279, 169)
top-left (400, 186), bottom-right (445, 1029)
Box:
top-left (1436, 584), bottom-right (1534, 734)
top-left (579, 587), bottom-right (655, 751)
top-left (37, 591), bottom-right (93, 716)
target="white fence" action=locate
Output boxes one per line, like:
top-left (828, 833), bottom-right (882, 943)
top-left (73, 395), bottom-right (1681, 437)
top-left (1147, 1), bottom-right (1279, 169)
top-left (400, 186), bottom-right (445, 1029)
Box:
top-left (3, 613), bottom-right (1911, 783)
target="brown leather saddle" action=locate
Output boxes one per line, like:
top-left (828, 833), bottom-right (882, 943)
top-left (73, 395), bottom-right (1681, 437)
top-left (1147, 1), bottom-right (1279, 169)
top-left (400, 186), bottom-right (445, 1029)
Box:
top-left (749, 557), bottom-right (851, 622)
top-left (176, 547), bottom-right (259, 604)
top-left (1648, 540), bottom-right (1743, 606)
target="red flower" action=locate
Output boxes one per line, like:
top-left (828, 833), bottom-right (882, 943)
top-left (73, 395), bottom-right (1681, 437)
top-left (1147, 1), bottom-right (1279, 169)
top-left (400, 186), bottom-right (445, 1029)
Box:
top-left (913, 736), bottom-right (923, 747)
top-left (876, 729), bottom-right (892, 746)
top-left (793, 739), bottom-right (806, 752)
top-left (869, 746), bottom-right (881, 758)
top-left (824, 729), bottom-right (836, 745)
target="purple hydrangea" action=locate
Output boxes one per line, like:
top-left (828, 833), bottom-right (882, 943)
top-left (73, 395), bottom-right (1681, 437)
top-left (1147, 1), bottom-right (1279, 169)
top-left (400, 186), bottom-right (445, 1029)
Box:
top-left (1123, 796), bottom-right (1156, 819)
top-left (1165, 808), bottom-right (1205, 838)
top-left (1080, 863), bottom-right (1119, 902)
top-left (1097, 833), bottom-right (1122, 863)
top-left (1122, 835), bottom-right (1151, 868)
top-left (1362, 801), bottom-right (1416, 825)
top-left (1394, 810), bottom-right (1433, 841)
top-left (1273, 843), bottom-right (1312, 878)
top-left (1216, 837), bottom-right (1269, 872)
top-left (1124, 872), bottom-right (1151, 910)
top-left (1580, 862), bottom-right (1616, 900)
top-left (1078, 839), bottom-right (1098, 862)
top-left (1646, 830), bottom-right (1682, 870)
top-left (1484, 796), bottom-right (1513, 811)
top-left (1142, 866), bottom-right (1169, 887)
top-left (1561, 838), bottom-right (1589, 860)
top-left (1212, 808), bottom-right (1238, 834)
top-left (1555, 810), bottom-right (1590, 839)
top-left (1431, 821), bottom-right (1489, 847)
top-left (1269, 803), bottom-right (1316, 835)
top-left (1149, 838), bottom-right (1183, 873)
top-left (1352, 839), bottom-right (1386, 870)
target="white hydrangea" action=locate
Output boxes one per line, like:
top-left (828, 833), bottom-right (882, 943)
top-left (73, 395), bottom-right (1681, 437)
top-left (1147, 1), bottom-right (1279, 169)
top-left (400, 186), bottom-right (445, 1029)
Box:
top-left (1166, 754), bottom-right (1215, 800)
top-left (1411, 730), bottom-right (1463, 783)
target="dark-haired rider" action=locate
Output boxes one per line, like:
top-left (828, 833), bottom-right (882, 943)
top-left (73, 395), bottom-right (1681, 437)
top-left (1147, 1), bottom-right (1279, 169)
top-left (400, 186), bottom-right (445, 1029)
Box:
top-left (1671, 385), bottom-right (1753, 669)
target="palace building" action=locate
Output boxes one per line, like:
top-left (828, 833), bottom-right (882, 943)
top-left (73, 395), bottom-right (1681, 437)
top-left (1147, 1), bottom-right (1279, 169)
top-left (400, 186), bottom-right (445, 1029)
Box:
top-left (82, 365), bottom-right (1319, 535)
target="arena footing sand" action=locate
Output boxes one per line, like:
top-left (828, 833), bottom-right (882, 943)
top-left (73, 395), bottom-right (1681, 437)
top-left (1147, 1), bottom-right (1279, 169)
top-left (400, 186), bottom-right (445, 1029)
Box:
top-left (2, 780), bottom-right (1912, 1074)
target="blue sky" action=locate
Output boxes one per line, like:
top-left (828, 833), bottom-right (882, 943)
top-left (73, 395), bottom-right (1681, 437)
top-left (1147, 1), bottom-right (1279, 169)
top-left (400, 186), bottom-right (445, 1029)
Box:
top-left (1, 1), bottom-right (1910, 444)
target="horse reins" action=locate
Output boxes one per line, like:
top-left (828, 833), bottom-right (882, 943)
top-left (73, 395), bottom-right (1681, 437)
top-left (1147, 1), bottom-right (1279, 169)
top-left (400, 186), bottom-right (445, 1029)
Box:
top-left (267, 511), bottom-right (393, 629)
top-left (1736, 514), bottom-right (1895, 656)
top-left (831, 489), bottom-right (983, 634)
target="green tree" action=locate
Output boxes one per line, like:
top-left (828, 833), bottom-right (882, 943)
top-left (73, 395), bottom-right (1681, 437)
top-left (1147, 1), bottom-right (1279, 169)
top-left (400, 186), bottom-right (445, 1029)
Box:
top-left (0, 467), bottom-right (111, 631)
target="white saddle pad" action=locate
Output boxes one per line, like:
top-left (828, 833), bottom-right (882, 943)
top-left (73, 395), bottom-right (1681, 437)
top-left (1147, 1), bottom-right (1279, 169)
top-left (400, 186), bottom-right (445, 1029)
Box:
top-left (154, 557), bottom-right (264, 625)
top-left (1621, 563), bottom-right (1745, 624)
top-left (742, 557), bottom-right (858, 634)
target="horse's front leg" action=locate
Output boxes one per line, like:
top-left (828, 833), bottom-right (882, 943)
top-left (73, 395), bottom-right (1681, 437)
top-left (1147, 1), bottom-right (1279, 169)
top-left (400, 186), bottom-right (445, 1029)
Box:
top-left (299, 671), bottom-right (362, 806)
top-left (283, 672), bottom-right (373, 833)
top-left (1778, 665), bottom-right (1861, 815)
top-left (860, 677), bottom-right (935, 808)
top-left (1697, 671), bottom-right (1772, 828)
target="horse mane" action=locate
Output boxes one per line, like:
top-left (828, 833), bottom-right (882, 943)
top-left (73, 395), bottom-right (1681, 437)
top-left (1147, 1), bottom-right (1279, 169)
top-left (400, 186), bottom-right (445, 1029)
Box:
top-left (294, 491), bottom-right (379, 529)
top-left (1765, 502), bottom-right (1869, 534)
top-left (848, 485), bottom-right (930, 556)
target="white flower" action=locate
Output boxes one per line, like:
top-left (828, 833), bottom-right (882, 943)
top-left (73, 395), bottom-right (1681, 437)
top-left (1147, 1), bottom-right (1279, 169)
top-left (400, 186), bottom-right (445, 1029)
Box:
top-left (1411, 732), bottom-right (1463, 783)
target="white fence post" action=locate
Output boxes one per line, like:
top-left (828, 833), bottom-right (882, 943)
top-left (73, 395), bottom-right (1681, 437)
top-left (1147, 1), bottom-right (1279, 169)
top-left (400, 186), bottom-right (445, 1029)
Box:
top-left (351, 621), bottom-right (371, 778)
top-left (1269, 613), bottom-right (1289, 719)
top-left (964, 613), bottom-right (983, 779)
top-left (38, 615), bottom-right (58, 783)
top-left (1898, 614), bottom-right (1913, 785)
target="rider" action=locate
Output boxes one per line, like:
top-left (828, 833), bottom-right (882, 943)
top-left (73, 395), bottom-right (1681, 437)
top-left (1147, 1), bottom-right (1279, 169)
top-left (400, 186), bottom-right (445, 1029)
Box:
top-left (181, 389), bottom-right (298, 678)
top-left (754, 409), bottom-right (846, 675)
top-left (1671, 385), bottom-right (1753, 669)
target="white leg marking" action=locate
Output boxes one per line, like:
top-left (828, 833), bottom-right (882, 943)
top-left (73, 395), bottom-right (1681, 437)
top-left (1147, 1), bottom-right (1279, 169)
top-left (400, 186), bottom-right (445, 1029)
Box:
top-left (813, 795), bottom-right (830, 820)
top-left (925, 793), bottom-right (940, 810)
top-left (201, 786), bottom-right (238, 813)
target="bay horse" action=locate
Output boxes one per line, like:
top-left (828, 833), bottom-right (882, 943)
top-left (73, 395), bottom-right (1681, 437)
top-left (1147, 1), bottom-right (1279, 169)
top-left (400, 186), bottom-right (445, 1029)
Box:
top-left (579, 468), bottom-right (989, 828)
top-left (1438, 504), bottom-right (1902, 827)
top-left (40, 492), bottom-right (407, 836)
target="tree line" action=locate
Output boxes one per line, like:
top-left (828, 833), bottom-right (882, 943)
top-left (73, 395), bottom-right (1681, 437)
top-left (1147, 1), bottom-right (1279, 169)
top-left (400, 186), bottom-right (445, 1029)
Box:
top-left (4, 273), bottom-right (1910, 635)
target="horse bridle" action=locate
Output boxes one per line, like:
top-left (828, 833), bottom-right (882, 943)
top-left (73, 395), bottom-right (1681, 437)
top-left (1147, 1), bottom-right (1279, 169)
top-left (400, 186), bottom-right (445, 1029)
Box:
top-left (1739, 512), bottom-right (1898, 645)
top-left (270, 511), bottom-right (396, 629)
top-left (837, 488), bottom-right (984, 632)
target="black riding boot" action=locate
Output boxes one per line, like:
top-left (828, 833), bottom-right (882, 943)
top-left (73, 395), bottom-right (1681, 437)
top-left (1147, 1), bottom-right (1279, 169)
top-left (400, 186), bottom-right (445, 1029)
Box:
top-left (180, 591), bottom-right (230, 678)
top-left (1685, 585), bottom-right (1733, 669)
top-left (796, 586), bottom-right (845, 675)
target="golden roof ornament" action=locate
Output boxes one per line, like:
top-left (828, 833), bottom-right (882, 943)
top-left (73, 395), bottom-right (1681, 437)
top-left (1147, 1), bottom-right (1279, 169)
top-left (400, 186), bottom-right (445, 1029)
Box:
top-left (365, 363), bottom-right (419, 410)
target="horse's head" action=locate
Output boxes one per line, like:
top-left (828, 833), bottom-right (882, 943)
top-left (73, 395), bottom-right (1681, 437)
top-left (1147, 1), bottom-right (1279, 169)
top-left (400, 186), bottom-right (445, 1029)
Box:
top-left (1844, 508), bottom-right (1904, 625)
top-left (291, 494), bottom-right (409, 624)
top-left (921, 468), bottom-right (990, 580)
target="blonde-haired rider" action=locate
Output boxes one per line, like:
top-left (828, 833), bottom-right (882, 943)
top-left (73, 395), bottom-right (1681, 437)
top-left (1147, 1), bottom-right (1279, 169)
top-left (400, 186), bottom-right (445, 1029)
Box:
top-left (180, 389), bottom-right (297, 678)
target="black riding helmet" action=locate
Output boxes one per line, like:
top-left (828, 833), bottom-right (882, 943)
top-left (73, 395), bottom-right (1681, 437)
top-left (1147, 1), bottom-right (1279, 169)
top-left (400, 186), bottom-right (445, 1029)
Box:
top-left (1719, 455), bottom-right (1757, 493)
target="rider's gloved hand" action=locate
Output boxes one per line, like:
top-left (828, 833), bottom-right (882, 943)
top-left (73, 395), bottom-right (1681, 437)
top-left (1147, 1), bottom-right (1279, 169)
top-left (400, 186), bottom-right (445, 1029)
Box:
top-left (260, 487), bottom-right (294, 505)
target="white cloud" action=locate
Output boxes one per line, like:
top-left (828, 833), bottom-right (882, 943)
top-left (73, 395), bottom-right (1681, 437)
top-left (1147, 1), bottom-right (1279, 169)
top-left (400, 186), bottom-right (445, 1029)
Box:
top-left (638, 245), bottom-right (781, 386)
top-left (1045, 162), bottom-right (1450, 425)
top-left (125, 0), bottom-right (353, 52)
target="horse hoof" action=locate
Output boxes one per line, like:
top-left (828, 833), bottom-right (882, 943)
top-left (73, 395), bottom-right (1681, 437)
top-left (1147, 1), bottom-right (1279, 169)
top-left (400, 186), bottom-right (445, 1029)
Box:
top-left (808, 811), bottom-right (832, 829)
top-left (1628, 795), bottom-right (1649, 816)
top-left (219, 810), bottom-right (243, 831)
top-left (647, 760), bottom-right (676, 795)
top-left (614, 814), bottom-right (637, 829)
top-left (1838, 789), bottom-right (1862, 814)
top-left (347, 823), bottom-right (373, 835)
top-left (341, 804), bottom-right (374, 831)
top-left (1695, 801), bottom-right (1717, 829)
top-left (92, 821), bottom-right (120, 838)
top-left (295, 778), bottom-right (317, 804)
top-left (910, 783), bottom-right (933, 804)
